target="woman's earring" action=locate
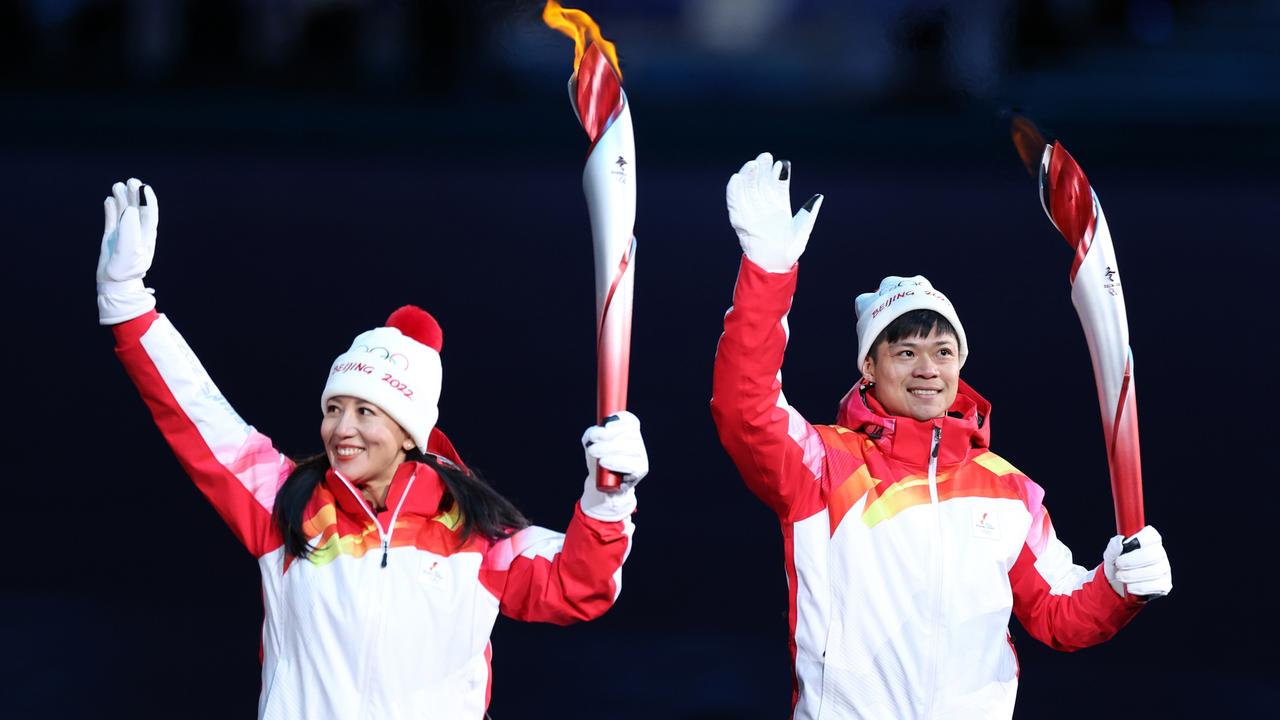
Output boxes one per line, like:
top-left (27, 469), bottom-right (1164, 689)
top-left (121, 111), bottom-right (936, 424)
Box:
top-left (859, 376), bottom-right (874, 391)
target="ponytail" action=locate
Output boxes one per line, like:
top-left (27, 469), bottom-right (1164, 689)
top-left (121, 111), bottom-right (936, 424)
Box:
top-left (420, 450), bottom-right (529, 548)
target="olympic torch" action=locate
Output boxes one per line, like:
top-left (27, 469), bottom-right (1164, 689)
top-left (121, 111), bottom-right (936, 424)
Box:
top-left (543, 1), bottom-right (637, 490)
top-left (1011, 115), bottom-right (1145, 538)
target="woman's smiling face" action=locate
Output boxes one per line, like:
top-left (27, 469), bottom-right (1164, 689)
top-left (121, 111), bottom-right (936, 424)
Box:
top-left (320, 396), bottom-right (414, 487)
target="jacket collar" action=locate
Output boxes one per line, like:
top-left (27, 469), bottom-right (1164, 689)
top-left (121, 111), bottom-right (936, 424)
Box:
top-left (835, 378), bottom-right (992, 467)
top-left (325, 461), bottom-right (446, 520)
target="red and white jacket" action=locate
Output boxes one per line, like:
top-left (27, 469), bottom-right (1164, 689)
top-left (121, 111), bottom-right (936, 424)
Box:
top-left (711, 258), bottom-right (1143, 719)
top-left (114, 311), bottom-right (634, 720)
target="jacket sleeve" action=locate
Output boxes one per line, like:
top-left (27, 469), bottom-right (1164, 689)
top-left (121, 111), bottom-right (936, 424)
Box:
top-left (112, 311), bottom-right (289, 556)
top-left (710, 255), bottom-right (827, 520)
top-left (480, 503), bottom-right (634, 625)
top-left (1009, 478), bottom-right (1144, 651)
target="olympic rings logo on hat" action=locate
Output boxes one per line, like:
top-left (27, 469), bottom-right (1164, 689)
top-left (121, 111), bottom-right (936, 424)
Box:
top-left (355, 345), bottom-right (411, 370)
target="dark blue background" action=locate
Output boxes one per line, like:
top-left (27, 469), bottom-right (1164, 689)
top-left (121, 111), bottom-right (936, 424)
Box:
top-left (3, 1), bottom-right (1277, 717)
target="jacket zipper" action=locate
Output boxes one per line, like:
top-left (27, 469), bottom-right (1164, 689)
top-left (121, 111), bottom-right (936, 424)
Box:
top-left (333, 468), bottom-right (418, 718)
top-left (922, 424), bottom-right (943, 718)
top-left (333, 469), bottom-right (419, 568)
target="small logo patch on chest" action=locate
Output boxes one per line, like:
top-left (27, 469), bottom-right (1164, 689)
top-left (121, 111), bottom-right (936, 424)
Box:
top-left (422, 558), bottom-right (449, 587)
top-left (971, 507), bottom-right (1002, 541)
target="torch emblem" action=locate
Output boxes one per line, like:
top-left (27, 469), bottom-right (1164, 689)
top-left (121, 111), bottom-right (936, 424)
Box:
top-left (544, 1), bottom-right (637, 490)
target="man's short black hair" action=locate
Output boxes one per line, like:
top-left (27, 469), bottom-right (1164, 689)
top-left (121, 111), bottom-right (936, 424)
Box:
top-left (864, 309), bottom-right (959, 361)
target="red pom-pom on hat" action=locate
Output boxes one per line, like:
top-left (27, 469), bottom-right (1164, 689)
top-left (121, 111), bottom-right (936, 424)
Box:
top-left (386, 305), bottom-right (443, 352)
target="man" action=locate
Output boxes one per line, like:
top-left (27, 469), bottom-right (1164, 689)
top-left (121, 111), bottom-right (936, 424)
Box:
top-left (710, 153), bottom-right (1172, 719)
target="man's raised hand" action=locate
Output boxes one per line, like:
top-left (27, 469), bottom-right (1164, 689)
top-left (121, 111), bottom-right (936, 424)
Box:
top-left (726, 152), bottom-right (823, 273)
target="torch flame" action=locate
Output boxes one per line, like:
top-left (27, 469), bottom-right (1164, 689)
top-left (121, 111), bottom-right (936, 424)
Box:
top-left (1009, 114), bottom-right (1048, 179)
top-left (542, 0), bottom-right (622, 80)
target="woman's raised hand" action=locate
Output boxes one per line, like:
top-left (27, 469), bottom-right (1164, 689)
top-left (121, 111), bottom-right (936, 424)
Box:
top-left (97, 178), bottom-right (159, 325)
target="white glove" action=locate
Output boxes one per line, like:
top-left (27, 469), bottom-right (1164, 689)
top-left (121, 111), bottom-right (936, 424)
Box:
top-left (1103, 525), bottom-right (1172, 599)
top-left (578, 411), bottom-right (648, 522)
top-left (726, 151), bottom-right (824, 273)
top-left (97, 178), bottom-right (159, 325)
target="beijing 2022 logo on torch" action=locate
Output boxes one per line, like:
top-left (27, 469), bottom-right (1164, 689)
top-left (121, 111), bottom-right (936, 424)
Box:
top-left (1103, 266), bottom-right (1121, 296)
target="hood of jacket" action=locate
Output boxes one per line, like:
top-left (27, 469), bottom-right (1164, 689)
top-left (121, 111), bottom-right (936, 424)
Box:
top-left (836, 378), bottom-right (992, 467)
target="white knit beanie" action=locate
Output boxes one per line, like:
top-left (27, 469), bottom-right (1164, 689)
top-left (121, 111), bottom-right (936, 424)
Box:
top-left (321, 306), bottom-right (443, 453)
top-left (855, 276), bottom-right (967, 371)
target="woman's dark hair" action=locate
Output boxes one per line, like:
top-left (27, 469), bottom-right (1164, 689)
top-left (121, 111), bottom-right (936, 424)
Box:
top-left (273, 449), bottom-right (529, 560)
top-left (864, 309), bottom-right (959, 360)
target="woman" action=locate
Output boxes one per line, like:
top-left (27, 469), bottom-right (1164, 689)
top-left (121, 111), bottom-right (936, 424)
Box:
top-left (98, 178), bottom-right (648, 719)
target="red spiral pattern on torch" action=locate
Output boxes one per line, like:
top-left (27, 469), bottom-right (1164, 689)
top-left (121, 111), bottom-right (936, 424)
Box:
top-left (1109, 357), bottom-right (1145, 536)
top-left (598, 244), bottom-right (633, 349)
top-left (1045, 142), bottom-right (1098, 283)
top-left (595, 244), bottom-right (634, 490)
top-left (576, 43), bottom-right (623, 149)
